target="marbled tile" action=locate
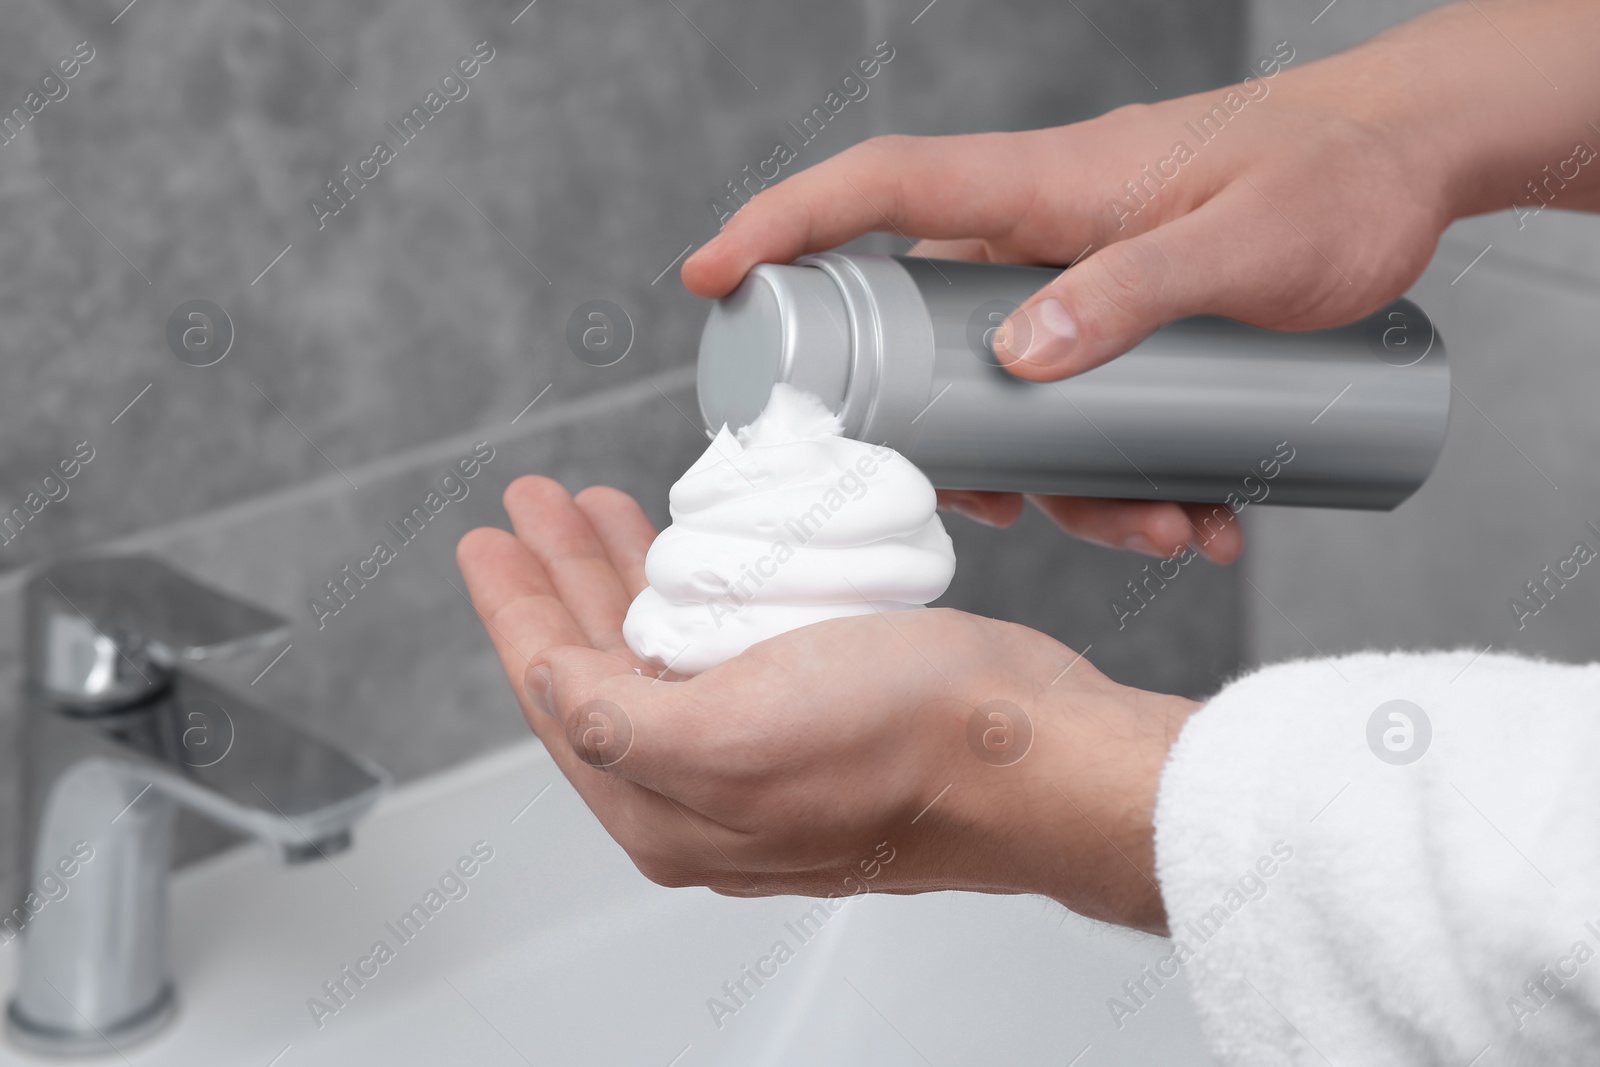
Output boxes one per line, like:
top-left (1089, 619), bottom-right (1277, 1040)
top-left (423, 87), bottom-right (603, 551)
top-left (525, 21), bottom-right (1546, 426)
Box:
top-left (1245, 244), bottom-right (1600, 665)
top-left (0, 0), bottom-right (869, 569)
top-left (883, 0), bottom-right (1243, 134)
top-left (0, 367), bottom-right (702, 893)
top-left (0, 0), bottom-right (1249, 903)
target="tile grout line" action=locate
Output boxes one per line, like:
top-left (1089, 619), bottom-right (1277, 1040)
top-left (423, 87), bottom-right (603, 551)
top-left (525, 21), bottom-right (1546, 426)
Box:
top-left (34, 364), bottom-right (699, 571)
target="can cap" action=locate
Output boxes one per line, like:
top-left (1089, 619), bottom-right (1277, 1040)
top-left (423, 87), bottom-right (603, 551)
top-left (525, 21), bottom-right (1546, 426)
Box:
top-left (696, 263), bottom-right (852, 433)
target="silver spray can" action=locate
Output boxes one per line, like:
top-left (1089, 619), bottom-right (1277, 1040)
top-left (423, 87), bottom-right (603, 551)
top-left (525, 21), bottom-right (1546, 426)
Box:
top-left (696, 253), bottom-right (1450, 509)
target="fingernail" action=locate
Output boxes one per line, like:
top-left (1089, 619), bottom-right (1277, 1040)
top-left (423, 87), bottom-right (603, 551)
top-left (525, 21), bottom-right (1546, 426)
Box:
top-left (1123, 533), bottom-right (1162, 557)
top-left (1003, 298), bottom-right (1078, 368)
top-left (525, 663), bottom-right (556, 719)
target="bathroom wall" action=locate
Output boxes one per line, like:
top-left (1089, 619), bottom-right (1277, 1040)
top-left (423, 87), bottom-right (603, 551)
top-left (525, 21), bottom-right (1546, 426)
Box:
top-left (0, 0), bottom-right (1245, 903)
top-left (1241, 0), bottom-right (1600, 669)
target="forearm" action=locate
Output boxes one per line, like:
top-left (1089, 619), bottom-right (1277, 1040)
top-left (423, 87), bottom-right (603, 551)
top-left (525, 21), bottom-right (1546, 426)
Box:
top-left (1292, 0), bottom-right (1600, 220)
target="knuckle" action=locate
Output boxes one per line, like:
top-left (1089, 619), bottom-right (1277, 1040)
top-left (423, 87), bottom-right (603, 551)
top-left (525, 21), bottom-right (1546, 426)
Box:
top-left (607, 814), bottom-right (672, 886)
top-left (837, 136), bottom-right (914, 218)
top-left (858, 132), bottom-right (920, 158)
top-left (1107, 101), bottom-right (1154, 121)
top-left (632, 853), bottom-right (698, 889)
top-left (1086, 239), bottom-right (1168, 322)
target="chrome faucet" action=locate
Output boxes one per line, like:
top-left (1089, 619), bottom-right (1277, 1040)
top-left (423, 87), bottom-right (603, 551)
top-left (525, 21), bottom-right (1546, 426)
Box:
top-left (6, 556), bottom-right (385, 1056)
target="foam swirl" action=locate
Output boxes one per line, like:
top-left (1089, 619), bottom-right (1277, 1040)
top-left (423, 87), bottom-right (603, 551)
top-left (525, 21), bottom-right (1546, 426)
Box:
top-left (623, 384), bottom-right (955, 675)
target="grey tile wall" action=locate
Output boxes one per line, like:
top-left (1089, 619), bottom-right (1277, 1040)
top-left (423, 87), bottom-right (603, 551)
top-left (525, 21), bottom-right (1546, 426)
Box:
top-left (1242, 228), bottom-right (1600, 664)
top-left (0, 0), bottom-right (876, 570)
top-left (0, 0), bottom-right (1243, 568)
top-left (1242, 0), bottom-right (1600, 667)
top-left (1, 0), bottom-right (1246, 901)
top-left (0, 367), bottom-right (708, 899)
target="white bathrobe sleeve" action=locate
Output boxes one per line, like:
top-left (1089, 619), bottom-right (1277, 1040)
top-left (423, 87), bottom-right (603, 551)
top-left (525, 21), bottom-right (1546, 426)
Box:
top-left (1153, 650), bottom-right (1600, 1067)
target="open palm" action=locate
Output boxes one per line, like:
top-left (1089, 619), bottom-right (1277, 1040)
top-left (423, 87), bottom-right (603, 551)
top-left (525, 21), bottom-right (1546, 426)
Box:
top-left (457, 475), bottom-right (1195, 932)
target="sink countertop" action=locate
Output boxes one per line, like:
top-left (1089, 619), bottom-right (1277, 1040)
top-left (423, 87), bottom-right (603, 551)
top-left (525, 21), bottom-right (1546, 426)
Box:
top-left (1, 739), bottom-right (1216, 1067)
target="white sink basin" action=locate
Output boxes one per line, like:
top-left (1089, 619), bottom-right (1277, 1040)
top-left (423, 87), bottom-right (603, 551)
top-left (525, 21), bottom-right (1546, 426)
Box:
top-left (2, 739), bottom-right (1216, 1066)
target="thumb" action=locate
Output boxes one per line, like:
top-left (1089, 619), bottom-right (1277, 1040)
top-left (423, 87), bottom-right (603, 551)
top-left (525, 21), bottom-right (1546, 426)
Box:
top-left (532, 645), bottom-right (665, 778)
top-left (995, 205), bottom-right (1227, 382)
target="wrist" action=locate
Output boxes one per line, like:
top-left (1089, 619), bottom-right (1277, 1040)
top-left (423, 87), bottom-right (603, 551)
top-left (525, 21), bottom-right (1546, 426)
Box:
top-left (1305, 0), bottom-right (1600, 222)
top-left (1012, 677), bottom-right (1199, 934)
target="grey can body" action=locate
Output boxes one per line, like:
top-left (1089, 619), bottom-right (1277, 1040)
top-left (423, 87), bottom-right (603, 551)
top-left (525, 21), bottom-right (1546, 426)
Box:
top-left (696, 253), bottom-right (1450, 509)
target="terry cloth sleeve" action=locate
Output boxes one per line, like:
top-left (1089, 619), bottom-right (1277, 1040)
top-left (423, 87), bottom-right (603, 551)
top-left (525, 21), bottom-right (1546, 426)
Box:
top-left (1153, 650), bottom-right (1600, 1067)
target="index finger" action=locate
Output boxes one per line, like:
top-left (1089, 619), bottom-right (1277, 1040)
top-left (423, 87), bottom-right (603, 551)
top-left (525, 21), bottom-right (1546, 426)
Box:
top-left (456, 531), bottom-right (689, 806)
top-left (455, 527), bottom-right (626, 790)
top-left (458, 529), bottom-right (765, 889)
top-left (456, 526), bottom-right (593, 678)
top-left (681, 132), bottom-right (1050, 298)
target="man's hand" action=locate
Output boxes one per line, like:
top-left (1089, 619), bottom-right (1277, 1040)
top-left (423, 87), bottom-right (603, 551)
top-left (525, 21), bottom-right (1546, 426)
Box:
top-left (458, 477), bottom-right (1197, 934)
top-left (679, 72), bottom-right (1449, 559)
top-left (679, 1), bottom-right (1600, 560)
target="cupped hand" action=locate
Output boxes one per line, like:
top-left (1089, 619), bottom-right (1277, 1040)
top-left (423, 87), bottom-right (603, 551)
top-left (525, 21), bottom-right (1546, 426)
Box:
top-left (679, 28), bottom-right (1471, 562)
top-left (458, 476), bottom-right (1197, 933)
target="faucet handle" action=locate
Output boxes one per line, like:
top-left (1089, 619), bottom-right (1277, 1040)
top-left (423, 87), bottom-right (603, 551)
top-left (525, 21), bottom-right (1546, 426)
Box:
top-left (25, 555), bottom-right (291, 712)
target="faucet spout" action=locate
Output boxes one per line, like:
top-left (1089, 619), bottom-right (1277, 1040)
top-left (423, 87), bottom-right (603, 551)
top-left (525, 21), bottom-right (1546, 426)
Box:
top-left (8, 655), bottom-right (385, 1056)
